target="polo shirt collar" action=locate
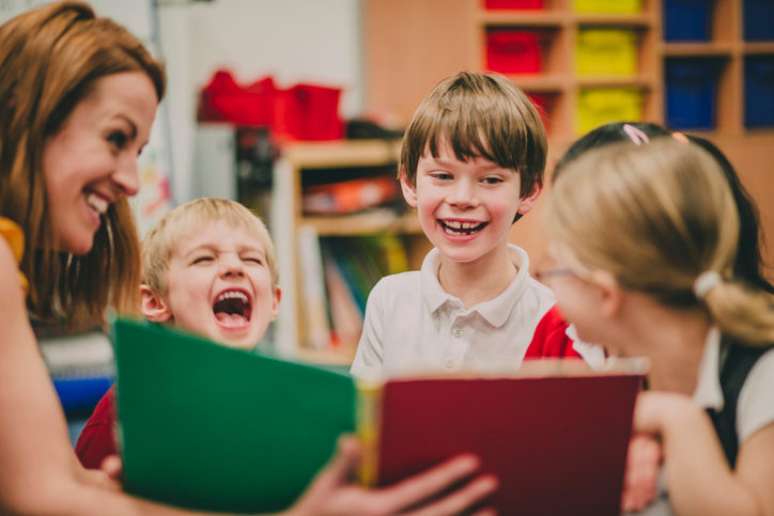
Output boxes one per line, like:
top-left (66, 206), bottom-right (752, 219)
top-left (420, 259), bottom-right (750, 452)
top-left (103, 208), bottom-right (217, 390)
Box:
top-left (693, 326), bottom-right (724, 411)
top-left (419, 244), bottom-right (531, 328)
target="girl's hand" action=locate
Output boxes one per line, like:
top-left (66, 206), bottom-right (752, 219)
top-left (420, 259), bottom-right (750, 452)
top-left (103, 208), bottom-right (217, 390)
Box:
top-left (287, 436), bottom-right (498, 516)
top-left (633, 391), bottom-right (695, 435)
top-left (621, 434), bottom-right (662, 512)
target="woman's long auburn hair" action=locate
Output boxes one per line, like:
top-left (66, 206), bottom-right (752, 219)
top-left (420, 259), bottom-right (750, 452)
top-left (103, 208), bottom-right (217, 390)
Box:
top-left (546, 139), bottom-right (774, 346)
top-left (0, 1), bottom-right (166, 330)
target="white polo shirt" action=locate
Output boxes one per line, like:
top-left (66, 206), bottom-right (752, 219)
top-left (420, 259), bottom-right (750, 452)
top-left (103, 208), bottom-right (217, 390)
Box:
top-left (350, 244), bottom-right (555, 379)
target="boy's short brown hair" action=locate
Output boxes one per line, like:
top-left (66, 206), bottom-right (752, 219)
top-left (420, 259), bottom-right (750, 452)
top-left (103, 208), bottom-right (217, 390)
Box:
top-left (142, 198), bottom-right (278, 295)
top-left (399, 71), bottom-right (547, 200)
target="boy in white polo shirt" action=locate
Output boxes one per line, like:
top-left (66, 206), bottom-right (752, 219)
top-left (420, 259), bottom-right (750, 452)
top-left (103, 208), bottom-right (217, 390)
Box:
top-left (351, 71), bottom-right (554, 378)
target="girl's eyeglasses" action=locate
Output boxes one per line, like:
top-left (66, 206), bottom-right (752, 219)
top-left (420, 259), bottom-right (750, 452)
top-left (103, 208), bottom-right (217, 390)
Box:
top-left (534, 267), bottom-right (577, 283)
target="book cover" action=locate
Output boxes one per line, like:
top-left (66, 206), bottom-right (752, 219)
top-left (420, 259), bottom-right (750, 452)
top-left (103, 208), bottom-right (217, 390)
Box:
top-left (112, 318), bottom-right (356, 513)
top-left (359, 360), bottom-right (646, 515)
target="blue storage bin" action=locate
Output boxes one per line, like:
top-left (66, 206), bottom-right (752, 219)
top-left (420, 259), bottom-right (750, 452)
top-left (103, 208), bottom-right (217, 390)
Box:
top-left (745, 56), bottom-right (774, 127)
top-left (744, 0), bottom-right (774, 41)
top-left (664, 0), bottom-right (712, 42)
top-left (665, 58), bottom-right (723, 130)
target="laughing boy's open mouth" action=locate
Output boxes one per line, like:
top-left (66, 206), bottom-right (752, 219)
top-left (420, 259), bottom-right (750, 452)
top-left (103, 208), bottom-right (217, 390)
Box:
top-left (212, 289), bottom-right (252, 327)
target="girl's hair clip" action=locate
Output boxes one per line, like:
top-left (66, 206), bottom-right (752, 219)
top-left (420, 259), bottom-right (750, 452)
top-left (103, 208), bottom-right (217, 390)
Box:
top-left (622, 124), bottom-right (650, 146)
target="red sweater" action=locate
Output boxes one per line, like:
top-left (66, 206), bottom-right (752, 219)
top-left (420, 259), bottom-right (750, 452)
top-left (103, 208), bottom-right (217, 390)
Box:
top-left (524, 305), bottom-right (581, 360)
top-left (75, 386), bottom-right (117, 469)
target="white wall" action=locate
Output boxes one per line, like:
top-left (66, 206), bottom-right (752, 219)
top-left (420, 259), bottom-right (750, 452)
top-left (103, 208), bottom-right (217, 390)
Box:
top-left (158, 0), bottom-right (363, 204)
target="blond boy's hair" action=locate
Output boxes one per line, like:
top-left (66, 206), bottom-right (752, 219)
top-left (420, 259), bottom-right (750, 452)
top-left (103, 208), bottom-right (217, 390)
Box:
top-left (142, 198), bottom-right (278, 294)
top-left (546, 139), bottom-right (774, 345)
top-left (399, 71), bottom-right (547, 203)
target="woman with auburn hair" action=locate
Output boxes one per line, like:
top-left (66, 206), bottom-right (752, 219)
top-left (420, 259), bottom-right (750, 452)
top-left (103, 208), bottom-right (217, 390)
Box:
top-left (540, 139), bottom-right (774, 516)
top-left (0, 3), bottom-right (495, 515)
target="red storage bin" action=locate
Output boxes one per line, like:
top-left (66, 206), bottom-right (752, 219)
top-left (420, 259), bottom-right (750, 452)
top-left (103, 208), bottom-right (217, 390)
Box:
top-left (199, 70), bottom-right (344, 141)
top-left (484, 0), bottom-right (544, 9)
top-left (486, 30), bottom-right (542, 74)
top-left (199, 70), bottom-right (276, 127)
top-left (275, 84), bottom-right (344, 141)
top-left (528, 93), bottom-right (552, 131)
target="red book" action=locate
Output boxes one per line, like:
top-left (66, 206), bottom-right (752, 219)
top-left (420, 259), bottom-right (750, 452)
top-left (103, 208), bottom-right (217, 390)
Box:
top-left (359, 361), bottom-right (645, 515)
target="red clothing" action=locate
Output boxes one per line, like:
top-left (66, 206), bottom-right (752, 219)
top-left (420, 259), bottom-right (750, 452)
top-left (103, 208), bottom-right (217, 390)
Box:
top-left (524, 305), bottom-right (581, 359)
top-left (75, 386), bottom-right (117, 469)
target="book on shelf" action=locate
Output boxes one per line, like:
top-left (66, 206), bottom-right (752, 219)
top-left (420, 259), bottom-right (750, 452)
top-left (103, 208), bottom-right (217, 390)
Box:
top-left (297, 224), bottom-right (331, 349)
top-left (302, 176), bottom-right (400, 215)
top-left (113, 318), bottom-right (645, 515)
top-left (297, 232), bottom-right (411, 350)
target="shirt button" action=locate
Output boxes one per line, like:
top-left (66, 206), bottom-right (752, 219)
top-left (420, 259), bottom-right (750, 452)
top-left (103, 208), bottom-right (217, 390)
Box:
top-left (452, 328), bottom-right (464, 338)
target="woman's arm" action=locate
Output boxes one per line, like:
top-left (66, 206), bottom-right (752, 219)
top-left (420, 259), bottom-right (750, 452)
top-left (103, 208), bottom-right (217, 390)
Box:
top-left (634, 391), bottom-right (774, 516)
top-left (0, 241), bottom-right (494, 516)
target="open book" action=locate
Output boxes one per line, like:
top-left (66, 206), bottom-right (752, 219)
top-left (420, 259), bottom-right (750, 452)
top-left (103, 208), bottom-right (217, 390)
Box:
top-left (359, 360), bottom-right (646, 515)
top-left (113, 318), bottom-right (644, 514)
top-left (112, 318), bottom-right (356, 513)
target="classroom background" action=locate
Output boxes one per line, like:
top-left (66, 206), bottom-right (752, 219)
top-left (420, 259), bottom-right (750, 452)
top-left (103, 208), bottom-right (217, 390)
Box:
top-left (3, 0), bottom-right (772, 439)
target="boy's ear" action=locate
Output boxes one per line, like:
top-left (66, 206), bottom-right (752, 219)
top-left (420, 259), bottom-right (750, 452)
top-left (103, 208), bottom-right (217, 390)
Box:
top-left (271, 286), bottom-right (282, 320)
top-left (140, 284), bottom-right (173, 322)
top-left (399, 171), bottom-right (418, 208)
top-left (517, 181), bottom-right (543, 216)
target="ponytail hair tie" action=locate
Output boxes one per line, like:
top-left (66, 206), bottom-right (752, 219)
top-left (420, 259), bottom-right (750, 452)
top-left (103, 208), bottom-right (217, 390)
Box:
top-left (694, 270), bottom-right (721, 299)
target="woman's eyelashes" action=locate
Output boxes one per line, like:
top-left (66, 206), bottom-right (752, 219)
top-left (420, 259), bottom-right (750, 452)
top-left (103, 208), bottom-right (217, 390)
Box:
top-left (106, 129), bottom-right (129, 151)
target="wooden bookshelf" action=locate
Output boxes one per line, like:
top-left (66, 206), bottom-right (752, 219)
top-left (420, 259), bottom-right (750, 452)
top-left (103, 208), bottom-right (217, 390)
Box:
top-left (271, 140), bottom-right (428, 365)
top-left (363, 0), bottom-right (774, 279)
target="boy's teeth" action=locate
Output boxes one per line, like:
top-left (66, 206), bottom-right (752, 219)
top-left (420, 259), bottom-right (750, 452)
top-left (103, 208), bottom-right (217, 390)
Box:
top-left (85, 193), bottom-right (108, 214)
top-left (216, 291), bottom-right (248, 303)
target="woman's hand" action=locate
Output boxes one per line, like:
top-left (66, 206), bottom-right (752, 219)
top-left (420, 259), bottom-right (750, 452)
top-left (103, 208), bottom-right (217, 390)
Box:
top-left (286, 436), bottom-right (498, 516)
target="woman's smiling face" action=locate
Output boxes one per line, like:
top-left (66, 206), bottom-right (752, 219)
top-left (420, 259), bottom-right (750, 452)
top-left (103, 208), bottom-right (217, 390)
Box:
top-left (42, 71), bottom-right (158, 255)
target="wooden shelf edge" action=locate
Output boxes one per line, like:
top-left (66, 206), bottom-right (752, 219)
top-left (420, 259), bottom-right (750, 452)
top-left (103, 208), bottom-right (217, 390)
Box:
top-left (575, 76), bottom-right (655, 88)
top-left (478, 10), bottom-right (566, 28)
top-left (302, 212), bottom-right (422, 237)
top-left (661, 42), bottom-right (736, 57)
top-left (574, 13), bottom-right (654, 27)
top-left (282, 139), bottom-right (401, 168)
top-left (743, 42), bottom-right (774, 55)
top-left (506, 74), bottom-right (566, 92)
top-left (295, 346), bottom-right (355, 367)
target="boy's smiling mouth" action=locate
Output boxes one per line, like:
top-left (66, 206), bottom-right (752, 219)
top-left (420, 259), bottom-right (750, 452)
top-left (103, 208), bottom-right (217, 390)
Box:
top-left (438, 218), bottom-right (489, 236)
top-left (212, 288), bottom-right (253, 328)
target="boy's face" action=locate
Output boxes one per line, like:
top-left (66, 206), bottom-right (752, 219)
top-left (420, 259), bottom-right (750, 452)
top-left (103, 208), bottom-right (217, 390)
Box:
top-left (141, 220), bottom-right (281, 350)
top-left (401, 141), bottom-right (539, 265)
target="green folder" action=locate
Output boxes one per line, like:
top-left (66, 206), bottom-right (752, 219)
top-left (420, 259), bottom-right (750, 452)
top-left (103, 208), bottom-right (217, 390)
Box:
top-left (112, 318), bottom-right (356, 513)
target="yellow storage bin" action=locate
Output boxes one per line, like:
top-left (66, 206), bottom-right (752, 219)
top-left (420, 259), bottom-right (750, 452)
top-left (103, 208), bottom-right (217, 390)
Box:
top-left (573, 0), bottom-right (641, 13)
top-left (576, 29), bottom-right (638, 76)
top-left (577, 88), bottom-right (642, 135)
